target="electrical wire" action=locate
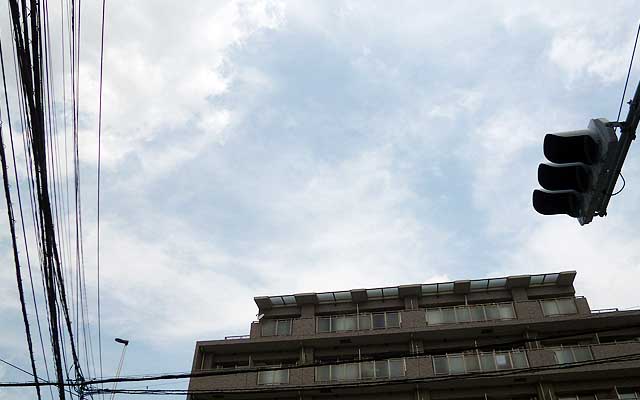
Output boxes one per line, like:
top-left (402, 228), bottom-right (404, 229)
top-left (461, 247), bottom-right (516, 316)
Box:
top-left (3, 349), bottom-right (640, 392)
top-left (616, 22), bottom-right (640, 124)
top-left (0, 33), bottom-right (42, 400)
top-left (96, 1), bottom-right (107, 395)
top-left (6, 319), bottom-right (637, 389)
top-left (90, 352), bottom-right (640, 396)
top-left (612, 172), bottom-right (626, 196)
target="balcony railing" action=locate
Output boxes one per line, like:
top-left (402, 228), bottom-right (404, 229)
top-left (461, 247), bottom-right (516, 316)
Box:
top-left (426, 302), bottom-right (516, 326)
top-left (257, 369), bottom-right (289, 385)
top-left (433, 350), bottom-right (528, 375)
top-left (551, 345), bottom-right (593, 364)
top-left (540, 298), bottom-right (578, 317)
top-left (315, 358), bottom-right (406, 382)
top-left (317, 311), bottom-right (401, 333)
top-left (224, 334), bottom-right (250, 340)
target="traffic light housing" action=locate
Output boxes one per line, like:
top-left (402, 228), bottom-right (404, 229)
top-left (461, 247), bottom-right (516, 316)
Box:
top-left (533, 118), bottom-right (618, 225)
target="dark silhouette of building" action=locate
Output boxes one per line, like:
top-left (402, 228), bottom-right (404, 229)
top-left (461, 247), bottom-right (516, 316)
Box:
top-left (188, 271), bottom-right (640, 399)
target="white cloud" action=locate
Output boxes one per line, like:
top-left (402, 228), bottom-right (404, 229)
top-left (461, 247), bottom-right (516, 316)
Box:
top-left (501, 216), bottom-right (640, 310)
top-left (73, 0), bottom-right (285, 170)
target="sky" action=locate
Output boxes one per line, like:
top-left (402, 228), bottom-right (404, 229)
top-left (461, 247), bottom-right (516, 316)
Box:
top-left (1, 1), bottom-right (640, 399)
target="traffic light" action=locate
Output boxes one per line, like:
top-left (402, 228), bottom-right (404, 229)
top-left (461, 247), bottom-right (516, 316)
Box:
top-left (532, 118), bottom-right (618, 225)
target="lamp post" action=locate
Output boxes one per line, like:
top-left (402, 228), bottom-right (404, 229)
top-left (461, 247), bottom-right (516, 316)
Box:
top-left (110, 338), bottom-right (129, 400)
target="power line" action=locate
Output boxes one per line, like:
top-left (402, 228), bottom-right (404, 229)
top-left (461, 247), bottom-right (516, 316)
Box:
top-left (4, 320), bottom-right (639, 389)
top-left (89, 352), bottom-right (640, 396)
top-left (96, 0), bottom-right (107, 395)
top-left (0, 356), bottom-right (81, 399)
top-left (0, 32), bottom-right (42, 400)
top-left (616, 22), bottom-right (640, 124)
top-left (4, 350), bottom-right (640, 392)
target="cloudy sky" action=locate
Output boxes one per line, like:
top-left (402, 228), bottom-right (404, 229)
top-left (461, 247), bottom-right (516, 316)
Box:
top-left (1, 1), bottom-right (640, 399)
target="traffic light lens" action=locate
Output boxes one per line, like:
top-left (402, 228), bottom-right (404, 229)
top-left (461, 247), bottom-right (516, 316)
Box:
top-left (538, 163), bottom-right (592, 192)
top-left (544, 134), bottom-right (599, 165)
top-left (533, 189), bottom-right (580, 217)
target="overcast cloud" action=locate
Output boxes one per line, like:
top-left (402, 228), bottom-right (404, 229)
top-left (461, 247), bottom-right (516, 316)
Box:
top-left (1, 1), bottom-right (640, 399)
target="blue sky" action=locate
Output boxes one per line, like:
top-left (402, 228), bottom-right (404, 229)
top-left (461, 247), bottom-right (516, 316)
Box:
top-left (1, 1), bottom-right (640, 399)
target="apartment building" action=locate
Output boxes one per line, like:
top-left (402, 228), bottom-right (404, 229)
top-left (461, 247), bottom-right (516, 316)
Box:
top-left (188, 271), bottom-right (640, 399)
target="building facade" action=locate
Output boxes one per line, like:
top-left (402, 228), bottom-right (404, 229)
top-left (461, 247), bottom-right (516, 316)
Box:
top-left (188, 271), bottom-right (640, 400)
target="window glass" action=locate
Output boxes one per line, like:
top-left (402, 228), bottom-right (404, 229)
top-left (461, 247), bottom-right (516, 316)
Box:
top-left (360, 361), bottom-right (375, 379)
top-left (573, 347), bottom-right (592, 362)
top-left (464, 353), bottom-right (481, 372)
top-left (557, 298), bottom-right (578, 314)
top-left (470, 305), bottom-right (485, 322)
top-left (386, 312), bottom-right (401, 328)
top-left (619, 393), bottom-right (640, 400)
top-left (274, 369), bottom-right (288, 384)
top-left (375, 360), bottom-right (389, 378)
top-left (372, 313), bottom-right (386, 329)
top-left (359, 314), bottom-right (372, 330)
top-left (442, 308), bottom-right (457, 324)
top-left (332, 315), bottom-right (346, 332)
top-left (480, 353), bottom-right (496, 371)
top-left (542, 300), bottom-right (560, 316)
top-left (261, 320), bottom-right (276, 336)
top-left (511, 351), bottom-right (528, 368)
top-left (485, 304), bottom-right (500, 321)
top-left (499, 303), bottom-right (515, 319)
top-left (343, 315), bottom-right (357, 331)
top-left (344, 363), bottom-right (359, 380)
top-left (316, 365), bottom-right (330, 382)
top-left (318, 317), bottom-right (331, 333)
top-left (449, 355), bottom-right (465, 374)
top-left (495, 353), bottom-right (512, 370)
top-left (389, 359), bottom-right (404, 377)
top-left (426, 309), bottom-right (443, 325)
top-left (276, 320), bottom-right (291, 336)
top-left (456, 306), bottom-right (471, 322)
top-left (433, 356), bottom-right (449, 375)
top-left (554, 349), bottom-right (574, 364)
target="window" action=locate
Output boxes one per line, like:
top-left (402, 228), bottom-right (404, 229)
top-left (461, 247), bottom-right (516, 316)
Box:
top-left (214, 361), bottom-right (249, 370)
top-left (276, 319), bottom-right (291, 336)
top-left (541, 298), bottom-right (578, 316)
top-left (314, 359), bottom-right (406, 382)
top-left (426, 303), bottom-right (516, 325)
top-left (317, 312), bottom-right (400, 333)
top-left (261, 319), bottom-right (292, 336)
top-left (552, 346), bottom-right (593, 364)
top-left (433, 350), bottom-right (528, 375)
top-left (386, 312), bottom-right (401, 328)
top-left (257, 368), bottom-right (289, 385)
top-left (372, 313), bottom-right (386, 329)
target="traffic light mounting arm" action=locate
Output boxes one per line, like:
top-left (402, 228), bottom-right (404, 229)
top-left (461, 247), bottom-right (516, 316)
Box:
top-left (599, 80), bottom-right (640, 216)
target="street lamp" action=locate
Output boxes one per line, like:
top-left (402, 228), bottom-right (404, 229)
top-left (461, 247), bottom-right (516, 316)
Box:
top-left (110, 338), bottom-right (129, 400)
